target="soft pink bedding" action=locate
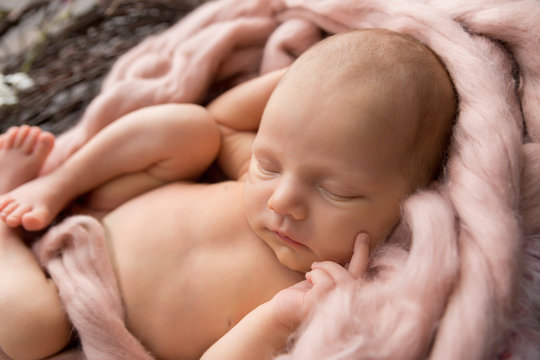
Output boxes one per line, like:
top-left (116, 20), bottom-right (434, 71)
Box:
top-left (2, 0), bottom-right (539, 359)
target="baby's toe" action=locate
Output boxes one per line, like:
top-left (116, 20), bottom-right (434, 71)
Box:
top-left (1, 201), bottom-right (22, 227)
top-left (21, 127), bottom-right (41, 154)
top-left (22, 208), bottom-right (51, 231)
top-left (3, 127), bottom-right (19, 149)
top-left (0, 196), bottom-right (15, 212)
top-left (34, 132), bottom-right (55, 159)
top-left (13, 125), bottom-right (31, 148)
top-left (5, 204), bottom-right (31, 228)
top-left (0, 199), bottom-right (18, 217)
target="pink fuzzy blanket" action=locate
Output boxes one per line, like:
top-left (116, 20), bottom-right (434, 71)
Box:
top-left (3, 0), bottom-right (539, 359)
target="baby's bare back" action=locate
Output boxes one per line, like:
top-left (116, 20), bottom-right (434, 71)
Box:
top-left (100, 181), bottom-right (303, 360)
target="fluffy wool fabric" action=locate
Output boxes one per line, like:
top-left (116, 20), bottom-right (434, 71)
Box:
top-left (32, 216), bottom-right (154, 360)
top-left (12, 0), bottom-right (539, 359)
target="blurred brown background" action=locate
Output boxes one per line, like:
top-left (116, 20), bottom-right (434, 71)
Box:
top-left (0, 0), bottom-right (205, 134)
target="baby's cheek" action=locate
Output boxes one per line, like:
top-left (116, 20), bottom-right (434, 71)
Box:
top-left (243, 181), bottom-right (269, 223)
top-left (322, 233), bottom-right (358, 265)
top-left (373, 200), bottom-right (403, 237)
top-left (242, 184), bottom-right (257, 218)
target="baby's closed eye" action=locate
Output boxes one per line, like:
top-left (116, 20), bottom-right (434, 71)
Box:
top-left (318, 186), bottom-right (364, 202)
top-left (253, 155), bottom-right (280, 178)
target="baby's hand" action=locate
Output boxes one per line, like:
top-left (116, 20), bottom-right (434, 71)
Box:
top-left (269, 233), bottom-right (370, 330)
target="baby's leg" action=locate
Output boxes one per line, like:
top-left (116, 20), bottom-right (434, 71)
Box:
top-left (0, 104), bottom-right (220, 231)
top-left (0, 127), bottom-right (71, 359)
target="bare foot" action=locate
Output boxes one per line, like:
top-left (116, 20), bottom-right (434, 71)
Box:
top-left (0, 127), bottom-right (68, 231)
top-left (0, 175), bottom-right (73, 231)
top-left (0, 126), bottom-right (55, 194)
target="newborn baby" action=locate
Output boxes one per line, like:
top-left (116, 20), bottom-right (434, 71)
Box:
top-left (0, 29), bottom-right (455, 360)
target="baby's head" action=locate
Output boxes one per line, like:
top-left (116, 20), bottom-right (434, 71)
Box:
top-left (244, 29), bottom-right (456, 272)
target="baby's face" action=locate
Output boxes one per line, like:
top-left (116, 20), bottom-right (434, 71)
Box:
top-left (243, 71), bottom-right (413, 273)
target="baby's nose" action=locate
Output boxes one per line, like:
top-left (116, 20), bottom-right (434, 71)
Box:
top-left (267, 177), bottom-right (307, 220)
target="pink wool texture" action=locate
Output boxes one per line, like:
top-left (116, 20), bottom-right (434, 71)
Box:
top-left (33, 216), bottom-right (154, 360)
top-left (26, 0), bottom-right (540, 359)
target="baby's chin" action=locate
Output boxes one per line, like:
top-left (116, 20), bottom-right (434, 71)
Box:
top-left (281, 260), bottom-right (311, 274)
top-left (274, 248), bottom-right (312, 274)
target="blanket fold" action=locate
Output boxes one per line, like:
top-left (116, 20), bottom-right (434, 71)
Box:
top-left (34, 216), bottom-right (154, 360)
top-left (8, 0), bottom-right (540, 359)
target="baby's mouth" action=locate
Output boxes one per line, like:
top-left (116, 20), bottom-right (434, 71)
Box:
top-left (272, 229), bottom-right (306, 248)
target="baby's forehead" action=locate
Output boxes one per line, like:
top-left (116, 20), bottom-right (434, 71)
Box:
top-left (285, 29), bottom-right (445, 93)
top-left (267, 79), bottom-right (416, 159)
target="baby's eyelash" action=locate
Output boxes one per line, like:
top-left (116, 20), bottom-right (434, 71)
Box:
top-left (258, 162), bottom-right (276, 174)
top-left (255, 158), bottom-right (279, 176)
top-left (319, 186), bottom-right (358, 201)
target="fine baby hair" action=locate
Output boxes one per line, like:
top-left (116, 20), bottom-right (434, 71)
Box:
top-left (284, 29), bottom-right (456, 190)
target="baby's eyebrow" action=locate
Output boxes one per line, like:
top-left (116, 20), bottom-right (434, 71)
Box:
top-left (251, 146), bottom-right (269, 158)
top-left (252, 139), bottom-right (277, 157)
top-left (324, 177), bottom-right (364, 191)
top-left (327, 168), bottom-right (381, 189)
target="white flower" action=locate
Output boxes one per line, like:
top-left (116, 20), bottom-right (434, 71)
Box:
top-left (0, 81), bottom-right (18, 106)
top-left (4, 72), bottom-right (35, 91)
top-left (0, 72), bottom-right (35, 106)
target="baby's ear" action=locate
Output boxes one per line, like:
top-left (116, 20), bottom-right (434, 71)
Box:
top-left (347, 233), bottom-right (370, 279)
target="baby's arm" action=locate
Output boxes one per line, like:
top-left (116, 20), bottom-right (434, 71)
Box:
top-left (201, 279), bottom-right (320, 359)
top-left (200, 299), bottom-right (297, 360)
top-left (202, 234), bottom-right (370, 360)
top-left (207, 68), bottom-right (287, 180)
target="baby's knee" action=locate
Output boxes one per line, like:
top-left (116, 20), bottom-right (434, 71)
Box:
top-left (0, 279), bottom-right (71, 360)
top-left (162, 103), bottom-right (221, 152)
top-left (153, 103), bottom-right (213, 123)
top-left (150, 103), bottom-right (220, 142)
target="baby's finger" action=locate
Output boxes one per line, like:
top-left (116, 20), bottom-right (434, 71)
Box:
top-left (347, 233), bottom-right (370, 279)
top-left (288, 279), bottom-right (312, 292)
top-left (312, 261), bottom-right (352, 283)
top-left (306, 267), bottom-right (335, 294)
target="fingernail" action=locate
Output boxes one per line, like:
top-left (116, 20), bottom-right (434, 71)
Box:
top-left (356, 233), bottom-right (369, 244)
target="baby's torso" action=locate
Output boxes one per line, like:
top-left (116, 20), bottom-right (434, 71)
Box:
top-left (99, 181), bottom-right (303, 360)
